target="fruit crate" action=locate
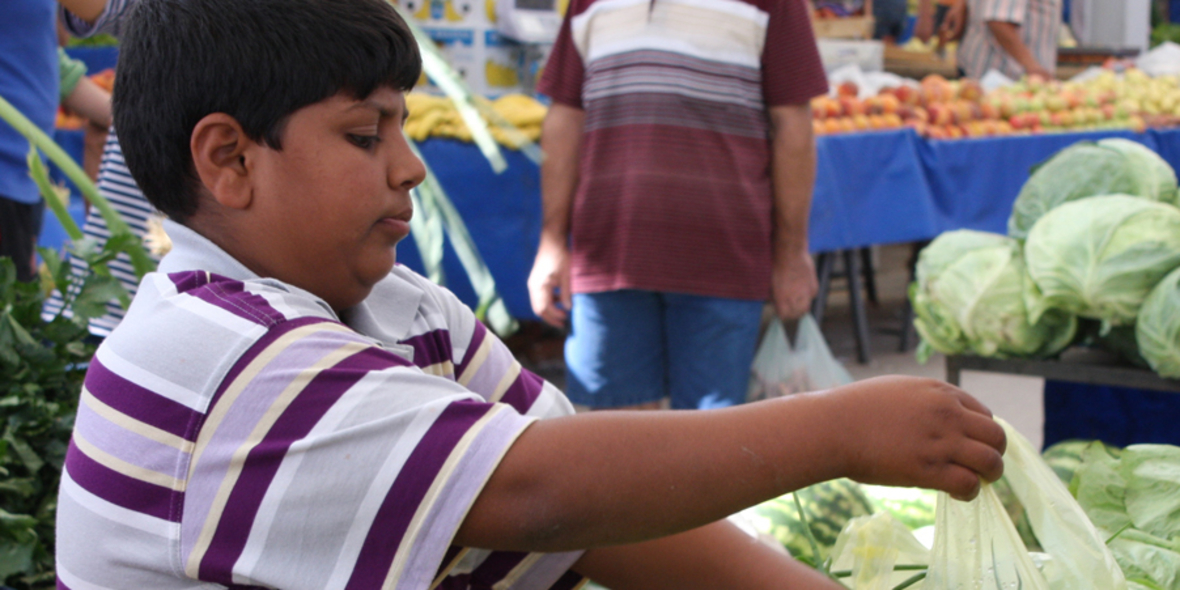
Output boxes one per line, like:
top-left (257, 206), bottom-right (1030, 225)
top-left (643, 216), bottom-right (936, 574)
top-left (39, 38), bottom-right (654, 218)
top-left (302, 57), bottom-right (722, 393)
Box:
top-left (812, 0), bottom-right (875, 40)
top-left (1057, 46), bottom-right (1141, 66)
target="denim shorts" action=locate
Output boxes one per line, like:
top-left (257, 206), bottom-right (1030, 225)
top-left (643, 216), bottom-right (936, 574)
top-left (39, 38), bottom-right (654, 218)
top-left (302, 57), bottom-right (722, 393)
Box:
top-left (563, 290), bottom-right (764, 410)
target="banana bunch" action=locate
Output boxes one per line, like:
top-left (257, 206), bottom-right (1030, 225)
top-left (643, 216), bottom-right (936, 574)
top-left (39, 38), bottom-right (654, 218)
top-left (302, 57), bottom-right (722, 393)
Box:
top-left (403, 92), bottom-right (546, 147)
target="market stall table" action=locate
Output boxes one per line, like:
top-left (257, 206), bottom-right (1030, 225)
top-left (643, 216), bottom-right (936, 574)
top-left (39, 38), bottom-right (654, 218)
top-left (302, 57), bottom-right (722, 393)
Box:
top-left (43, 126), bottom-right (1180, 330)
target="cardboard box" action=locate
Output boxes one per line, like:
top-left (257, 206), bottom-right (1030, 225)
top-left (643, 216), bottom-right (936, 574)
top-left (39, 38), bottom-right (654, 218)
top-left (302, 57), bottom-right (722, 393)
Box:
top-left (817, 39), bottom-right (885, 73)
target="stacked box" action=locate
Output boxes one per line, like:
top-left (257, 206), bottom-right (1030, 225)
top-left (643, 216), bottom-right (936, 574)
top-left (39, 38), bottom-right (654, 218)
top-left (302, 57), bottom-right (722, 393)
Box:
top-left (398, 0), bottom-right (527, 96)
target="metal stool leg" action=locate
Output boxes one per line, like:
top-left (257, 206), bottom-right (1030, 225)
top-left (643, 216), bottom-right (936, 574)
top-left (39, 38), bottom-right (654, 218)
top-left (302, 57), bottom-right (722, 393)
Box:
top-left (843, 249), bottom-right (871, 364)
top-left (860, 247), bottom-right (878, 306)
top-left (811, 252), bottom-right (835, 324)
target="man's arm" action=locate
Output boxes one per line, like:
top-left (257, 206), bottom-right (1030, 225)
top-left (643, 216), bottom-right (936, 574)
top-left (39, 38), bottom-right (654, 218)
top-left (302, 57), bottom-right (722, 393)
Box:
top-left (914, 0), bottom-right (936, 42)
top-left (769, 104), bottom-right (819, 321)
top-left (62, 75), bottom-right (112, 130)
top-left (57, 0), bottom-right (109, 24)
top-left (526, 103), bottom-right (584, 328)
top-left (572, 520), bottom-right (843, 590)
top-left (987, 20), bottom-right (1052, 78)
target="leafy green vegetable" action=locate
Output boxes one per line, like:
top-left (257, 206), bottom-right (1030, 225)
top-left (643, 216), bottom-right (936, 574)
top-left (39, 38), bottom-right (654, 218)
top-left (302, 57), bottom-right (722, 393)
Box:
top-left (1135, 267), bottom-right (1180, 379)
top-left (909, 229), bottom-right (1076, 363)
top-left (1024, 195), bottom-right (1180, 331)
top-left (1008, 139), bottom-right (1179, 240)
top-left (1070, 443), bottom-right (1180, 590)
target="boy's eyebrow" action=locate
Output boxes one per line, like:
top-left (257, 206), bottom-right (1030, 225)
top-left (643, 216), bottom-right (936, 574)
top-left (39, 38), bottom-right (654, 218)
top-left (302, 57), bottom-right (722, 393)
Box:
top-left (346, 98), bottom-right (408, 123)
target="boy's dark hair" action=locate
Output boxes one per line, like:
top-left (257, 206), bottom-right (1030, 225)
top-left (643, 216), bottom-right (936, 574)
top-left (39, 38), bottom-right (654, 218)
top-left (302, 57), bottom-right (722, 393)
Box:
top-left (114, 0), bottom-right (422, 221)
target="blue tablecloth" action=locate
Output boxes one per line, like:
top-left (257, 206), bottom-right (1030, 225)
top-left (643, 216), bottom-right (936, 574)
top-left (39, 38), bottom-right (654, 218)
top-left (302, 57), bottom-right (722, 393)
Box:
top-left (42, 127), bottom-right (1180, 321)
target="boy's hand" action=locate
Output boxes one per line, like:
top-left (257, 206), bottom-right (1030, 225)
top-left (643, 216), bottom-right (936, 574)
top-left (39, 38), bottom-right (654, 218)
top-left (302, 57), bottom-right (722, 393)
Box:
top-left (824, 376), bottom-right (1006, 501)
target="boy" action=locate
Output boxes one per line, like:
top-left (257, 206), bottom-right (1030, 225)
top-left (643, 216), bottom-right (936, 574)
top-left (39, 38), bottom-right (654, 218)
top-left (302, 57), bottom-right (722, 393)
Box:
top-left (55, 0), bottom-right (1007, 588)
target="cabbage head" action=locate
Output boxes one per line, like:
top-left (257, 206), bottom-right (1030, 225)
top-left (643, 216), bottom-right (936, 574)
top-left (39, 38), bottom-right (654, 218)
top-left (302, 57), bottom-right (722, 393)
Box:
top-left (1136, 267), bottom-right (1180, 379)
top-left (910, 229), bottom-right (1076, 363)
top-left (1008, 139), bottom-right (1179, 240)
top-left (1025, 195), bottom-right (1180, 330)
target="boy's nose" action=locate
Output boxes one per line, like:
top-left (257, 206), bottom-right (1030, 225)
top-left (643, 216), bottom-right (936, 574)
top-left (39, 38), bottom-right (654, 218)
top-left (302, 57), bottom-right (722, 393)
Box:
top-left (390, 139), bottom-right (427, 191)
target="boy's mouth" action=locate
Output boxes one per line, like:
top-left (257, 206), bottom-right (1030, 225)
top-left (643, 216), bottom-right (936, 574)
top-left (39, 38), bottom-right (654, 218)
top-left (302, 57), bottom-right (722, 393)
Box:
top-left (376, 209), bottom-right (413, 238)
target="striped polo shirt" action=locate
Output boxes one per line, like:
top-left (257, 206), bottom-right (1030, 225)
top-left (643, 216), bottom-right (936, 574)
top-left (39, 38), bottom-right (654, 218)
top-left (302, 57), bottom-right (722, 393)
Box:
top-left (959, 0), bottom-right (1062, 80)
top-left (56, 221), bottom-right (586, 590)
top-left (538, 0), bottom-right (827, 301)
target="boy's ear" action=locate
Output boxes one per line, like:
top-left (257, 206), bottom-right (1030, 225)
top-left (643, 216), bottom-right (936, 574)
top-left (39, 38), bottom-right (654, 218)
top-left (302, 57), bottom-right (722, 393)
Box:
top-left (190, 113), bottom-right (256, 210)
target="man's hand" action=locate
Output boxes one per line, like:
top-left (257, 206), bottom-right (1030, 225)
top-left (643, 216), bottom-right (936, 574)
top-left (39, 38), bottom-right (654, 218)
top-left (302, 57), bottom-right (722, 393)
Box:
top-left (528, 238), bottom-right (571, 328)
top-left (940, 0), bottom-right (967, 41)
top-left (771, 248), bottom-right (818, 321)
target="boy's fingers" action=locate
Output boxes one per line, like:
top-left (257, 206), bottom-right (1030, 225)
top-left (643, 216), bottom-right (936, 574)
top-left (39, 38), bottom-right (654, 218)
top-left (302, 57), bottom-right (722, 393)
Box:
top-left (962, 411), bottom-right (1007, 455)
top-left (941, 464), bottom-right (983, 502)
top-left (950, 387), bottom-right (993, 418)
top-left (954, 439), bottom-right (1005, 483)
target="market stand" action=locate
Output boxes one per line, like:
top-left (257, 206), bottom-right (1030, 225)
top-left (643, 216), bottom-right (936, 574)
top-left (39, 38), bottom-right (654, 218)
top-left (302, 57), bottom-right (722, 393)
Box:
top-left (946, 350), bottom-right (1180, 394)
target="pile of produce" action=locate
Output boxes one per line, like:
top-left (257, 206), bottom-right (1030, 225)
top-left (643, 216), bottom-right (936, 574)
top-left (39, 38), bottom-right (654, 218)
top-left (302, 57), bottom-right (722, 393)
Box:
top-left (909, 138), bottom-right (1180, 379)
top-left (813, 67), bottom-right (1180, 139)
top-left (741, 434), bottom-right (1180, 589)
top-left (403, 92), bottom-right (545, 146)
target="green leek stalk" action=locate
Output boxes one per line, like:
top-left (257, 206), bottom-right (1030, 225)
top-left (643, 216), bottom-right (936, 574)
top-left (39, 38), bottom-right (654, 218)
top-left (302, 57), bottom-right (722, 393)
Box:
top-left (0, 94), bottom-right (155, 278)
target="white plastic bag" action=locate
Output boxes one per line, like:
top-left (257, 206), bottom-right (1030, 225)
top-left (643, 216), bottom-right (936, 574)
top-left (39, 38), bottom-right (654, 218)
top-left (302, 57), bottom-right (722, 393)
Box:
top-left (747, 313), bottom-right (853, 402)
top-left (829, 418), bottom-right (1128, 590)
top-left (925, 418), bottom-right (1127, 590)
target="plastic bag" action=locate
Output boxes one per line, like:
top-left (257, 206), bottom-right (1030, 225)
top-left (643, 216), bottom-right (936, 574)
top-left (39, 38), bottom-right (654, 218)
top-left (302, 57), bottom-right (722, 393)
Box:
top-left (828, 418), bottom-right (1128, 590)
top-left (925, 418), bottom-right (1127, 590)
top-left (747, 313), bottom-right (853, 402)
top-left (829, 512), bottom-right (931, 590)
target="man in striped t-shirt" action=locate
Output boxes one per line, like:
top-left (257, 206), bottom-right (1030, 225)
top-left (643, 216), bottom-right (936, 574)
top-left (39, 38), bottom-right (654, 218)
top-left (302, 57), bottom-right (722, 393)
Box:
top-left (955, 0), bottom-right (1062, 80)
top-left (528, 0), bottom-right (829, 411)
top-left (57, 0), bottom-right (1011, 587)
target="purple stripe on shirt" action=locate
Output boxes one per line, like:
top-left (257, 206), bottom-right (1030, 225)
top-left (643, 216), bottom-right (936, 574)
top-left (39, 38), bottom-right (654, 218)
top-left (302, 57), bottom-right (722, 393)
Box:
top-left (455, 320), bottom-right (487, 377)
top-left (344, 400), bottom-right (496, 590)
top-left (174, 272), bottom-right (288, 327)
top-left (497, 369), bottom-right (546, 415)
top-left (399, 329), bottom-right (454, 371)
top-left (197, 346), bottom-right (411, 584)
top-left (549, 570), bottom-right (588, 590)
top-left (207, 316), bottom-right (339, 411)
top-left (56, 580), bottom-right (71, 590)
top-left (64, 441), bottom-right (179, 521)
top-left (469, 551), bottom-right (528, 586)
top-left (84, 356), bottom-right (199, 441)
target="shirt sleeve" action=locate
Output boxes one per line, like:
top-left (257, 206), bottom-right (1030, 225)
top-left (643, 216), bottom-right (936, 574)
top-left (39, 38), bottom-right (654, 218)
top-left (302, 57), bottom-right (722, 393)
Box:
top-left (407, 269), bottom-right (579, 421)
top-left (762, 0), bottom-right (830, 106)
top-left (536, 0), bottom-right (587, 108)
top-left (179, 323), bottom-right (544, 589)
top-left (975, 0), bottom-right (1027, 24)
top-left (60, 0), bottom-right (137, 38)
top-left (58, 48), bottom-right (88, 101)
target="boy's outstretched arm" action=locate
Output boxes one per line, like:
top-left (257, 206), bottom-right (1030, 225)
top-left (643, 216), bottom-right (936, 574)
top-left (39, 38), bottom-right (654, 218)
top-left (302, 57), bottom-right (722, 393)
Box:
top-left (455, 376), bottom-right (1005, 553)
top-left (571, 519), bottom-right (844, 590)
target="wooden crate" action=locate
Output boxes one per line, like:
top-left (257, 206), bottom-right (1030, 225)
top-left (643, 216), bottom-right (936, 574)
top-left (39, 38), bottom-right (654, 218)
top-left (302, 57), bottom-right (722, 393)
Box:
top-left (811, 0), bottom-right (875, 39)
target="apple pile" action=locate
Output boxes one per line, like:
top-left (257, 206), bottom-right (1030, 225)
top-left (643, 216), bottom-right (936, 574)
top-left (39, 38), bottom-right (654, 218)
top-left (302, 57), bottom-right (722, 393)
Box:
top-left (812, 69), bottom-right (1180, 140)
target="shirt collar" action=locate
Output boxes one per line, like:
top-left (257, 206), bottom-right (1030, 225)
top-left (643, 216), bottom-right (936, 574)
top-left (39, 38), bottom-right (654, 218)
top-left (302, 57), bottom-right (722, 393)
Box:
top-left (157, 219), bottom-right (424, 344)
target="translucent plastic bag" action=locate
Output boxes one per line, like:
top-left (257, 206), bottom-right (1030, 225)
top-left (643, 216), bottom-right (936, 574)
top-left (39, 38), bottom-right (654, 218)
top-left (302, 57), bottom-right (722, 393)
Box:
top-left (925, 418), bottom-right (1127, 590)
top-left (747, 313), bottom-right (853, 402)
top-left (829, 418), bottom-right (1128, 590)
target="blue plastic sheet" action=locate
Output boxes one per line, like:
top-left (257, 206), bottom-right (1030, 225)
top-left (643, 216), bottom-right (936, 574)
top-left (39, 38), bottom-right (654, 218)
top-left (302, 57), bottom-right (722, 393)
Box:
top-left (41, 124), bottom-right (1180, 321)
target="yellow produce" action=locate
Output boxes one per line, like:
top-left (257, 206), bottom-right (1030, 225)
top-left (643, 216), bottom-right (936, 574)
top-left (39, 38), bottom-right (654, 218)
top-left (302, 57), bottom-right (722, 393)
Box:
top-left (402, 92), bottom-right (547, 148)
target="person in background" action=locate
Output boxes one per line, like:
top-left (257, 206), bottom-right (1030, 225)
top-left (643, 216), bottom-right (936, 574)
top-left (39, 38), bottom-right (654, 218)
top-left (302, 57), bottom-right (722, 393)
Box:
top-left (528, 0), bottom-right (824, 411)
top-left (952, 0), bottom-right (1061, 80)
top-left (42, 0), bottom-right (156, 337)
top-left (914, 0), bottom-right (964, 47)
top-left (874, 0), bottom-right (911, 44)
top-left (0, 0), bottom-right (59, 282)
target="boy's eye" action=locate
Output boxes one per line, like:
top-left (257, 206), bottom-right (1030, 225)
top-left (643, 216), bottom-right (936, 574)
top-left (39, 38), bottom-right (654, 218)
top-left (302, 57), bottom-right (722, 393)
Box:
top-left (348, 134), bottom-right (382, 149)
